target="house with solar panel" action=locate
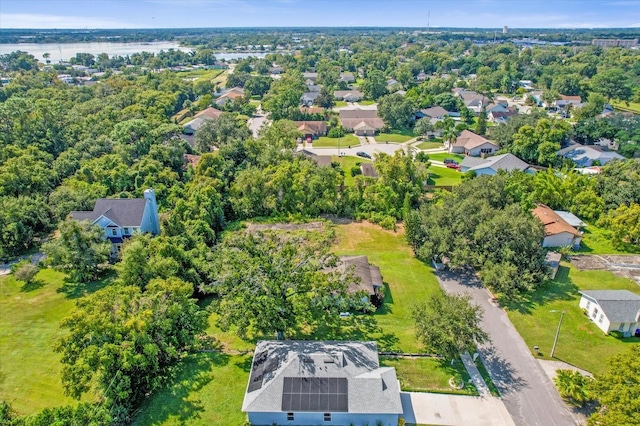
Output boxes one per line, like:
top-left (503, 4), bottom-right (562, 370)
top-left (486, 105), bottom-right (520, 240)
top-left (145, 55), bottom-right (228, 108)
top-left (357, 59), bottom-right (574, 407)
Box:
top-left (241, 340), bottom-right (403, 426)
top-left (70, 189), bottom-right (161, 258)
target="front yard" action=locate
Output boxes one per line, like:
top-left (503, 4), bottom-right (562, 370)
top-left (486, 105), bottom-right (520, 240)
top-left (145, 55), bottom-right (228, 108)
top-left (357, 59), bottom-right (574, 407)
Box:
top-left (426, 152), bottom-right (465, 163)
top-left (426, 166), bottom-right (462, 186)
top-left (312, 134), bottom-right (360, 148)
top-left (415, 141), bottom-right (443, 150)
top-left (376, 131), bottom-right (415, 143)
top-left (505, 262), bottom-right (640, 375)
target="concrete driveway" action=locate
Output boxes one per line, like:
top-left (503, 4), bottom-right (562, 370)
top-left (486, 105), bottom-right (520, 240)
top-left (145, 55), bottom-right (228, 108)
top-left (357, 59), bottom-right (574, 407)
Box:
top-left (437, 270), bottom-right (577, 426)
top-left (298, 143), bottom-right (405, 158)
top-left (401, 392), bottom-right (514, 426)
top-left (248, 112), bottom-right (268, 138)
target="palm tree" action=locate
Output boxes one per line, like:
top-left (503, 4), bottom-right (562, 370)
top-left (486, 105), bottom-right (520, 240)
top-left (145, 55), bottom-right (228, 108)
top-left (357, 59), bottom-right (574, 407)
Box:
top-left (442, 126), bottom-right (458, 149)
top-left (554, 369), bottom-right (591, 406)
top-left (42, 52), bottom-right (51, 64)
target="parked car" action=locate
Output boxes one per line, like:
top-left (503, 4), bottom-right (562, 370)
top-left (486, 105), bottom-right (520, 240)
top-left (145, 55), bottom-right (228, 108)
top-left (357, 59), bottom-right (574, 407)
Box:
top-left (446, 163), bottom-right (461, 170)
top-left (356, 151), bottom-right (372, 159)
top-left (443, 158), bottom-right (458, 165)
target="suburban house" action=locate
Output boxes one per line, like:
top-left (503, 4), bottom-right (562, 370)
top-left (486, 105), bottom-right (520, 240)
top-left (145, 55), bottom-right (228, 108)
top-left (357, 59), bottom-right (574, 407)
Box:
top-left (484, 101), bottom-right (509, 114)
top-left (557, 143), bottom-right (625, 166)
top-left (70, 189), bottom-right (161, 258)
top-left (531, 204), bottom-right (583, 249)
top-left (182, 107), bottom-right (224, 135)
top-left (386, 79), bottom-right (401, 92)
top-left (360, 163), bottom-right (378, 179)
top-left (554, 95), bottom-right (583, 110)
top-left (339, 109), bottom-right (385, 136)
top-left (460, 153), bottom-right (535, 176)
top-left (307, 84), bottom-right (322, 92)
top-left (297, 150), bottom-right (333, 168)
top-left (303, 72), bottom-right (318, 83)
top-left (339, 72), bottom-right (356, 83)
top-left (447, 130), bottom-right (499, 156)
top-left (301, 92), bottom-right (321, 107)
top-left (269, 66), bottom-right (284, 75)
top-left (293, 121), bottom-right (328, 140)
top-left (416, 72), bottom-right (428, 82)
top-left (241, 340), bottom-right (403, 426)
top-left (334, 90), bottom-right (364, 102)
top-left (453, 89), bottom-right (490, 114)
top-left (488, 110), bottom-right (518, 123)
top-left (526, 91), bottom-right (544, 107)
top-left (414, 106), bottom-right (451, 122)
top-left (578, 290), bottom-right (640, 336)
top-left (339, 255), bottom-right (383, 306)
top-left (215, 87), bottom-right (245, 106)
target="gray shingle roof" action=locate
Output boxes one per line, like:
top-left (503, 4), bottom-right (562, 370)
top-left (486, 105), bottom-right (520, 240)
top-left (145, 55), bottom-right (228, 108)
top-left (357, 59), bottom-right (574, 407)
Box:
top-left (70, 198), bottom-right (148, 227)
top-left (340, 255), bottom-right (382, 295)
top-left (241, 341), bottom-right (402, 415)
top-left (462, 153), bottom-right (532, 173)
top-left (580, 290), bottom-right (640, 322)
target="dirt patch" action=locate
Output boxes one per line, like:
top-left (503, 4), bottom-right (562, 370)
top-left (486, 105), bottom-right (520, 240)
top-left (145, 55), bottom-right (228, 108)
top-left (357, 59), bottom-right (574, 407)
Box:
top-left (245, 221), bottom-right (325, 233)
top-left (569, 254), bottom-right (640, 284)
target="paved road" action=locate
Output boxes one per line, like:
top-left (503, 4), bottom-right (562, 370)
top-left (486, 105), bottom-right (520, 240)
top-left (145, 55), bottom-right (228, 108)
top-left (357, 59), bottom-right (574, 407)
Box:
top-left (437, 270), bottom-right (577, 426)
top-left (298, 143), bottom-right (406, 158)
top-left (248, 112), bottom-right (268, 138)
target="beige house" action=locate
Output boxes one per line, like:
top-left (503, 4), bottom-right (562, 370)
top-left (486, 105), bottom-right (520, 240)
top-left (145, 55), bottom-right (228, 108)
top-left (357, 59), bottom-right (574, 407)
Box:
top-left (340, 109), bottom-right (384, 136)
top-left (447, 130), bottom-right (499, 156)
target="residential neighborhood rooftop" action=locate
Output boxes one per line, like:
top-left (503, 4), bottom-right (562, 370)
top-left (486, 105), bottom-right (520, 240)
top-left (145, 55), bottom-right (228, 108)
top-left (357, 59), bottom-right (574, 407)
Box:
top-left (579, 290), bottom-right (640, 323)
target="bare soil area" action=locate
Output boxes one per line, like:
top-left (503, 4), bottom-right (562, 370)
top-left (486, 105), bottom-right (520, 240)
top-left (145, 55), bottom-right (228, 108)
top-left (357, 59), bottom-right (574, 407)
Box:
top-left (569, 254), bottom-right (640, 284)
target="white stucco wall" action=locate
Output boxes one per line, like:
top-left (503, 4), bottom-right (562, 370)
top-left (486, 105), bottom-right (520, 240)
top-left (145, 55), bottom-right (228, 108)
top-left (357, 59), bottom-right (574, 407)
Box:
top-left (248, 411), bottom-right (399, 426)
top-left (471, 167), bottom-right (497, 176)
top-left (466, 142), bottom-right (498, 157)
top-left (579, 295), bottom-right (611, 333)
top-left (542, 232), bottom-right (575, 248)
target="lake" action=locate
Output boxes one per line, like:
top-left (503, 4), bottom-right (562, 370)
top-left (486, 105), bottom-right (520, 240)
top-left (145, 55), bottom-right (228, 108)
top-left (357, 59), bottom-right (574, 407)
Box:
top-left (0, 41), bottom-right (266, 62)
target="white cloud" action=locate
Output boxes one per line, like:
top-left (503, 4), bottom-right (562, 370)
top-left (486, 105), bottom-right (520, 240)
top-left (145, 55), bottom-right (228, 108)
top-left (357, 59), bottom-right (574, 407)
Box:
top-left (0, 13), bottom-right (141, 29)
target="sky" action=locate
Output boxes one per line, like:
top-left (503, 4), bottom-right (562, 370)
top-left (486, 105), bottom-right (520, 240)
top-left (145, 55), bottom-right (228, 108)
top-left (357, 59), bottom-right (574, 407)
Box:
top-left (1, 0), bottom-right (639, 29)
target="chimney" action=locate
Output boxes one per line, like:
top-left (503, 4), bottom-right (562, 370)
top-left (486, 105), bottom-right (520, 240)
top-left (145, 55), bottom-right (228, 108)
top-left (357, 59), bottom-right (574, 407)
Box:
top-left (143, 189), bottom-right (161, 235)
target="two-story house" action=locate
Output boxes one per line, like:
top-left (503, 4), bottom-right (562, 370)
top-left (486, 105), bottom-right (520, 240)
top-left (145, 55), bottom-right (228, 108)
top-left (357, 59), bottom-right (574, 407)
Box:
top-left (70, 189), bottom-right (161, 257)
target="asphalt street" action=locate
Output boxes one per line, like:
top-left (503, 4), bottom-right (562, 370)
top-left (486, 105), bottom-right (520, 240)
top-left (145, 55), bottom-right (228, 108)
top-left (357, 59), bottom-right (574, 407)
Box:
top-left (436, 270), bottom-right (577, 426)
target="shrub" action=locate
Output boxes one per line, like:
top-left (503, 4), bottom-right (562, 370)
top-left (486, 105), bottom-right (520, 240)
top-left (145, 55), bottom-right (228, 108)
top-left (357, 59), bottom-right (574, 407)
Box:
top-left (350, 166), bottom-right (362, 177)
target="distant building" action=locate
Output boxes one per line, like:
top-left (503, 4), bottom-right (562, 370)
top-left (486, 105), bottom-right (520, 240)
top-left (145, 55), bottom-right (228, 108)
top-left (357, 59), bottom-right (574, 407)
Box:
top-left (460, 153), bottom-right (535, 176)
top-left (531, 204), bottom-right (582, 249)
top-left (592, 39), bottom-right (638, 48)
top-left (557, 143), bottom-right (625, 167)
top-left (503, 26), bottom-right (508, 34)
top-left (448, 130), bottom-right (499, 156)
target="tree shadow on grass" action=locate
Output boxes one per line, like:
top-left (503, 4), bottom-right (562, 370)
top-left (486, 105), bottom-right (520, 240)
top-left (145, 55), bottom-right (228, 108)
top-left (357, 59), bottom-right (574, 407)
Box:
top-left (20, 279), bottom-right (45, 292)
top-left (501, 266), bottom-right (579, 315)
top-left (57, 272), bottom-right (114, 299)
top-left (303, 313), bottom-right (400, 352)
top-left (134, 352), bottom-right (229, 425)
top-left (374, 282), bottom-right (394, 315)
top-left (480, 345), bottom-right (528, 395)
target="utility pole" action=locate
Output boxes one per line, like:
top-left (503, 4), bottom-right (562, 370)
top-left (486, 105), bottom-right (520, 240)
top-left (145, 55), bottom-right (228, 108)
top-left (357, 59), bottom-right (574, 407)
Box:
top-left (551, 310), bottom-right (565, 358)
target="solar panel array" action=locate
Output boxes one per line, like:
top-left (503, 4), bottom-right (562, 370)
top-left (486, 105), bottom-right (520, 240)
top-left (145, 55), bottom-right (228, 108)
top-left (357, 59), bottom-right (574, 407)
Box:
top-left (281, 377), bottom-right (348, 412)
top-left (247, 351), bottom-right (279, 393)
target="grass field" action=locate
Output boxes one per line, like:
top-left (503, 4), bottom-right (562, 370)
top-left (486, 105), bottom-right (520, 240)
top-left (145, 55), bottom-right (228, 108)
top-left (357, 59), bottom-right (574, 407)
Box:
top-left (331, 222), bottom-right (442, 353)
top-left (415, 141), bottom-right (443, 150)
top-left (133, 353), bottom-right (250, 426)
top-left (380, 357), bottom-right (475, 395)
top-left (611, 100), bottom-right (640, 114)
top-left (334, 101), bottom-right (348, 107)
top-left (426, 153), bottom-right (465, 163)
top-left (576, 224), bottom-right (640, 255)
top-left (312, 134), bottom-right (360, 148)
top-left (358, 100), bottom-right (376, 106)
top-left (175, 69), bottom-right (225, 82)
top-left (376, 131), bottom-right (415, 143)
top-left (426, 166), bottom-right (462, 186)
top-left (505, 263), bottom-right (640, 375)
top-left (333, 155), bottom-right (372, 186)
top-left (0, 269), bottom-right (109, 415)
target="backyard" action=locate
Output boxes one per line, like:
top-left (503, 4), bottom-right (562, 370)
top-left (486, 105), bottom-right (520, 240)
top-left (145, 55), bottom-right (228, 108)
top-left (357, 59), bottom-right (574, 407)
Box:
top-left (576, 223), bottom-right (640, 255)
top-left (312, 134), bottom-right (360, 148)
top-left (332, 155), bottom-right (372, 186)
top-left (505, 262), bottom-right (640, 375)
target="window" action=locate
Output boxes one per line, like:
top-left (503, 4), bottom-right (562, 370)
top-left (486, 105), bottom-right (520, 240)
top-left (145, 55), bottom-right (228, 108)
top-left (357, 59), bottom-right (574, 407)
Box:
top-left (111, 229), bottom-right (117, 236)
top-left (599, 314), bottom-right (604, 324)
top-left (286, 412), bottom-right (294, 421)
top-left (324, 413), bottom-right (331, 422)
top-left (123, 227), bottom-right (130, 234)
top-left (586, 301), bottom-right (591, 310)
top-left (480, 148), bottom-right (493, 154)
top-left (592, 308), bottom-right (598, 319)
top-left (619, 323), bottom-right (625, 331)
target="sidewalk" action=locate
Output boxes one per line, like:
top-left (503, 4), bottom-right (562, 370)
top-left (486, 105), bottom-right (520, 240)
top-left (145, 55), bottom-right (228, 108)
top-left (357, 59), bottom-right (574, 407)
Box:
top-left (461, 351), bottom-right (491, 397)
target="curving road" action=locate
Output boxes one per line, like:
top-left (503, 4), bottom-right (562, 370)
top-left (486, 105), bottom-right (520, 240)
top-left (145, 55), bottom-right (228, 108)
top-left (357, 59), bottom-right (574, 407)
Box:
top-left (436, 270), bottom-right (577, 426)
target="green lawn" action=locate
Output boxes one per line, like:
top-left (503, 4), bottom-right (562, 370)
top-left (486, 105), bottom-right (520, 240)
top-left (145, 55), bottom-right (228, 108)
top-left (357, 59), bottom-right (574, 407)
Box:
top-left (312, 134), bottom-right (360, 148)
top-left (380, 357), bottom-right (476, 395)
top-left (505, 263), bottom-right (640, 375)
top-left (376, 132), bottom-right (415, 143)
top-left (331, 222), bottom-right (442, 352)
top-left (332, 155), bottom-right (372, 186)
top-left (426, 153), bottom-right (465, 163)
top-left (611, 100), bottom-right (640, 114)
top-left (576, 223), bottom-right (640, 255)
top-left (133, 353), bottom-right (250, 426)
top-left (426, 166), bottom-right (462, 186)
top-left (175, 69), bottom-right (224, 82)
top-left (416, 141), bottom-right (444, 150)
top-left (0, 269), bottom-right (109, 415)
top-left (358, 100), bottom-right (376, 106)
top-left (334, 101), bottom-right (348, 107)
